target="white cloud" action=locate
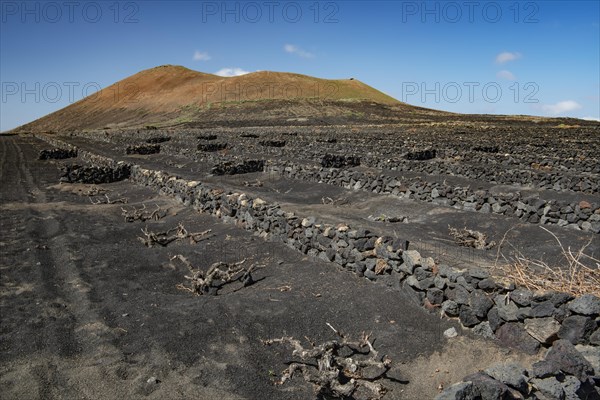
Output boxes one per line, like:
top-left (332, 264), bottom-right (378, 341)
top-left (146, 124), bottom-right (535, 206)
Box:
top-left (284, 44), bottom-right (314, 58)
top-left (496, 70), bottom-right (516, 81)
top-left (495, 52), bottom-right (521, 64)
top-left (214, 67), bottom-right (251, 77)
top-left (193, 50), bottom-right (211, 61)
top-left (581, 116), bottom-right (600, 121)
top-left (539, 100), bottom-right (582, 115)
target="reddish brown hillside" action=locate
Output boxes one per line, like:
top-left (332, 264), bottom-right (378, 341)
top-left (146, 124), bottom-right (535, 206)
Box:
top-left (16, 65), bottom-right (418, 132)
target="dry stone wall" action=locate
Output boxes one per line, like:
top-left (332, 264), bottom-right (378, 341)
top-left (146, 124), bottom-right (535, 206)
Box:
top-left (266, 162), bottom-right (600, 233)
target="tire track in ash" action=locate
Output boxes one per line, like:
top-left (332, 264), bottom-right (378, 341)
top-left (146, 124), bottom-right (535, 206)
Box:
top-left (0, 137), bottom-right (26, 202)
top-left (0, 136), bottom-right (44, 202)
top-left (0, 136), bottom-right (125, 399)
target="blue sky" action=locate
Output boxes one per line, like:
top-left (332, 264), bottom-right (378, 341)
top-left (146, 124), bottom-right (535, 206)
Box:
top-left (1, 0), bottom-right (599, 131)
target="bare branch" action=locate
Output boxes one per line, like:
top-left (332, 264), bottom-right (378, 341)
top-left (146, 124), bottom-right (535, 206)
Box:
top-left (89, 193), bottom-right (128, 205)
top-left (121, 204), bottom-right (167, 222)
top-left (243, 180), bottom-right (263, 187)
top-left (83, 186), bottom-right (108, 196)
top-left (322, 196), bottom-right (350, 206)
top-left (263, 326), bottom-right (393, 399)
top-left (449, 226), bottom-right (496, 250)
top-left (138, 223), bottom-right (211, 247)
top-left (171, 256), bottom-right (264, 295)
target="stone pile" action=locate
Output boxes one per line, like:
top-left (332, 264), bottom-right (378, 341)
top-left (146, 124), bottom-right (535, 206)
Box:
top-left (39, 148), bottom-right (77, 160)
top-left (125, 144), bottom-right (160, 155)
top-left (404, 149), bottom-right (437, 160)
top-left (320, 154), bottom-right (361, 168)
top-left (197, 143), bottom-right (227, 152)
top-left (197, 135), bottom-right (217, 140)
top-left (145, 136), bottom-right (171, 144)
top-left (60, 163), bottom-right (131, 184)
top-left (211, 160), bottom-right (265, 175)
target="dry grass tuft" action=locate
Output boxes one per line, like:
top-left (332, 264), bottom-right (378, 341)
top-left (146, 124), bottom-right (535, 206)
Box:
top-left (494, 227), bottom-right (600, 297)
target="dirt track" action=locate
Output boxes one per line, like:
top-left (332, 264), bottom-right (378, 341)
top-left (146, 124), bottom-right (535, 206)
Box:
top-left (0, 135), bottom-right (541, 399)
